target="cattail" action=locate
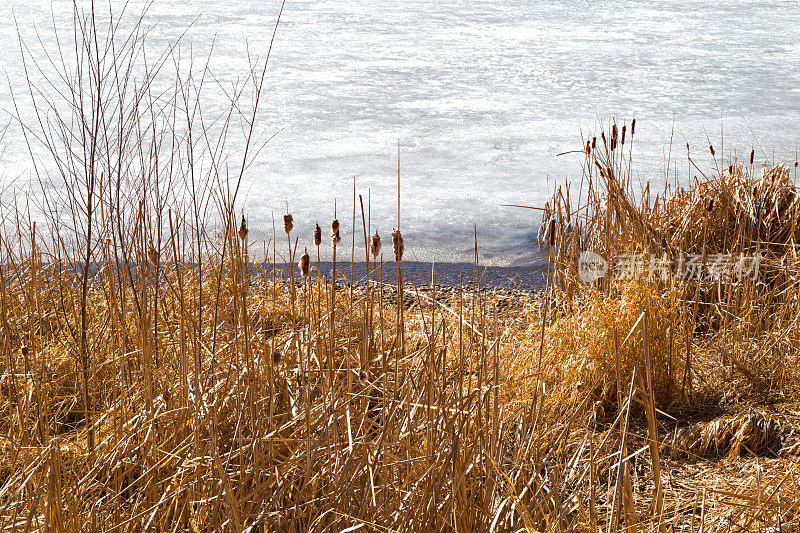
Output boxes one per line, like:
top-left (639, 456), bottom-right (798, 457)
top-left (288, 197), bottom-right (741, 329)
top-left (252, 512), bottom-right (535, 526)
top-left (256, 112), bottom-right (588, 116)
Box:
top-left (728, 164), bottom-right (733, 174)
top-left (708, 198), bottom-right (714, 212)
top-left (548, 219), bottom-right (556, 246)
top-left (750, 149), bottom-right (754, 165)
top-left (795, 161), bottom-right (798, 168)
top-left (585, 140), bottom-right (591, 156)
top-left (709, 145), bottom-right (715, 157)
top-left (299, 248), bottom-right (310, 278)
top-left (611, 124), bottom-right (618, 151)
top-left (313, 222), bottom-right (322, 246)
top-left (21, 345), bottom-right (29, 357)
top-left (283, 213), bottom-right (293, 235)
top-left (238, 215), bottom-right (248, 241)
top-left (391, 228), bottom-right (404, 262)
top-left (331, 219), bottom-right (341, 247)
top-left (273, 349), bottom-right (282, 364)
top-left (148, 242), bottom-right (159, 266)
top-left (630, 118), bottom-right (636, 136)
top-left (621, 125), bottom-right (626, 146)
top-left (370, 230), bottom-right (381, 258)
top-left (601, 131), bottom-right (607, 148)
top-left (591, 136), bottom-right (596, 149)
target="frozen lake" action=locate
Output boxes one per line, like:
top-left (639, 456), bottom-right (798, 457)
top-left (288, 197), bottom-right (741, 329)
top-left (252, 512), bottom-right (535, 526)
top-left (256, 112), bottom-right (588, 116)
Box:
top-left (1, 0), bottom-right (799, 265)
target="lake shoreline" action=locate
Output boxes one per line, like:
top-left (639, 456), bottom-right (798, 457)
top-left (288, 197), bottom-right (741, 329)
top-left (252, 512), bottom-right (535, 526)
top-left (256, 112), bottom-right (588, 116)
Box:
top-left (257, 260), bottom-right (549, 290)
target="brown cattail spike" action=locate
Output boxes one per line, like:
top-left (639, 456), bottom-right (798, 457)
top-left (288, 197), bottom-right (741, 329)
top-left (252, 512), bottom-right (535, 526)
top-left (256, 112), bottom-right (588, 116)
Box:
top-left (548, 219), bottom-right (556, 247)
top-left (709, 145), bottom-right (715, 157)
top-left (611, 124), bottom-right (618, 151)
top-left (585, 140), bottom-right (591, 156)
top-left (283, 213), bottom-right (293, 235)
top-left (728, 165), bottom-right (733, 174)
top-left (630, 118), bottom-right (636, 136)
top-left (238, 215), bottom-right (248, 241)
top-left (313, 222), bottom-right (322, 246)
top-left (391, 228), bottom-right (404, 262)
top-left (750, 149), bottom-right (754, 165)
top-left (591, 136), bottom-right (596, 149)
top-left (21, 345), bottom-right (29, 357)
top-left (331, 219), bottom-right (341, 247)
top-left (148, 242), bottom-right (159, 266)
top-left (370, 230), bottom-right (381, 258)
top-left (299, 248), bottom-right (310, 278)
top-left (621, 125), bottom-right (626, 146)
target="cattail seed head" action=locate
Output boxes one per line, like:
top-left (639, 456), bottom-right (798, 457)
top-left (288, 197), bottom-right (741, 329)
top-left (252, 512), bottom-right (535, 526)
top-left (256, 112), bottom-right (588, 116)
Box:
top-left (148, 242), bottom-right (159, 266)
top-left (585, 140), bottom-right (591, 156)
top-left (750, 149), bottom-right (755, 165)
top-left (708, 198), bottom-right (714, 212)
top-left (630, 118), bottom-right (636, 136)
top-left (728, 164), bottom-right (733, 174)
top-left (273, 349), bottom-right (282, 364)
top-left (283, 213), bottom-right (293, 235)
top-left (20, 345), bottom-right (29, 357)
top-left (601, 131), bottom-right (607, 148)
top-left (238, 215), bottom-right (248, 241)
top-left (370, 230), bottom-right (381, 258)
top-left (795, 161), bottom-right (798, 168)
top-left (331, 219), bottom-right (341, 247)
top-left (591, 136), bottom-right (596, 149)
top-left (611, 124), bottom-right (618, 151)
top-left (621, 125), bottom-right (626, 146)
top-left (391, 228), bottom-right (404, 262)
top-left (313, 222), bottom-right (322, 246)
top-left (548, 219), bottom-right (556, 247)
top-left (709, 145), bottom-right (715, 157)
top-left (299, 248), bottom-right (310, 278)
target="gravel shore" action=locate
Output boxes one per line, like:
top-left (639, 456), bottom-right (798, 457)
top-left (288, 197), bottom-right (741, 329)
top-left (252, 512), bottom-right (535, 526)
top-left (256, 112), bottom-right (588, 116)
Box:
top-left (259, 260), bottom-right (548, 292)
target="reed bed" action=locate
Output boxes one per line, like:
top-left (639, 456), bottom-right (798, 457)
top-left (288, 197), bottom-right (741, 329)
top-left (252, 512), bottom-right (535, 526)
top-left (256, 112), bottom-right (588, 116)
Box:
top-left (2, 4), bottom-right (800, 531)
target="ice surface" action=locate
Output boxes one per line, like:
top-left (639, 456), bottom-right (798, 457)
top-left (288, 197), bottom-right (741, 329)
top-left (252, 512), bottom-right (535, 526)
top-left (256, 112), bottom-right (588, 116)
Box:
top-left (1, 0), bottom-right (798, 265)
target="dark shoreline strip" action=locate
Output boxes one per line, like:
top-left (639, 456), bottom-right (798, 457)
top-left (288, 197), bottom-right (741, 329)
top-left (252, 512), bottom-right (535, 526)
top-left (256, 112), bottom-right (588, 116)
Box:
top-left (2, 260), bottom-right (549, 291)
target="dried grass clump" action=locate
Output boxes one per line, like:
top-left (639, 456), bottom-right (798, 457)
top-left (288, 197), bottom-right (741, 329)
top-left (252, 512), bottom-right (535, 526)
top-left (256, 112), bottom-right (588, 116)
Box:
top-left (660, 165), bottom-right (800, 258)
top-left (534, 279), bottom-right (686, 414)
top-left (670, 411), bottom-right (784, 460)
top-left (540, 121), bottom-right (800, 404)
